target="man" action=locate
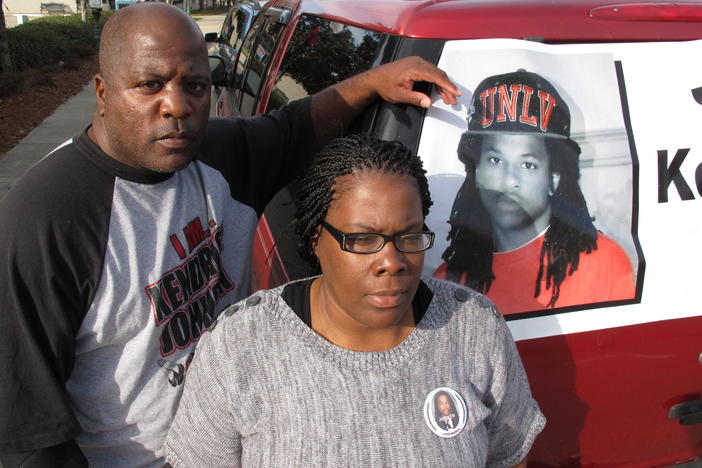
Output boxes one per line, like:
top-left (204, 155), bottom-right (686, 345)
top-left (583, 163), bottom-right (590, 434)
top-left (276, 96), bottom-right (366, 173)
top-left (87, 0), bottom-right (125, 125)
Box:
top-left (434, 69), bottom-right (634, 315)
top-left (434, 391), bottom-right (460, 431)
top-left (0, 4), bottom-right (459, 467)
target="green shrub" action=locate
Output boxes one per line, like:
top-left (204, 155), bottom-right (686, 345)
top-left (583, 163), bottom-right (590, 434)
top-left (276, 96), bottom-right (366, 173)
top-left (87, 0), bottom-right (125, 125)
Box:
top-left (8, 23), bottom-right (70, 70)
top-left (92, 10), bottom-right (115, 28)
top-left (73, 42), bottom-right (97, 58)
top-left (7, 15), bottom-right (99, 71)
top-left (34, 11), bottom-right (114, 29)
top-left (32, 14), bottom-right (84, 26)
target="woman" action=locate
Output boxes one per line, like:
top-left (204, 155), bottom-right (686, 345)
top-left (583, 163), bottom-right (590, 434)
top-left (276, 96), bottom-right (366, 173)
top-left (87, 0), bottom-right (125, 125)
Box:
top-left (164, 134), bottom-right (545, 467)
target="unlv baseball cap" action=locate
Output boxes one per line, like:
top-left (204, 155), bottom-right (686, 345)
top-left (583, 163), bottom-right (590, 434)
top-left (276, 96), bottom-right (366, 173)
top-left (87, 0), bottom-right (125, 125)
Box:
top-left (466, 69), bottom-right (573, 140)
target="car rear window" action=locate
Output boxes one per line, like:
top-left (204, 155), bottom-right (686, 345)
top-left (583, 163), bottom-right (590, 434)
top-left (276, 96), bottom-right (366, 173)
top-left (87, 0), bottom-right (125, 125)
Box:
top-left (266, 15), bottom-right (385, 112)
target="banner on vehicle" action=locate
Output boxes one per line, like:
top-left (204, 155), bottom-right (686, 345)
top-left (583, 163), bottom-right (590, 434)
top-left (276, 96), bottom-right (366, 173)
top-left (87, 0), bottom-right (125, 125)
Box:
top-left (418, 39), bottom-right (702, 339)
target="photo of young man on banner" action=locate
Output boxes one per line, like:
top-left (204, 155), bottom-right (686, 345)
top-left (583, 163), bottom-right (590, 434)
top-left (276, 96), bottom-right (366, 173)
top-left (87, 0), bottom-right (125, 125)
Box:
top-left (419, 44), bottom-right (640, 316)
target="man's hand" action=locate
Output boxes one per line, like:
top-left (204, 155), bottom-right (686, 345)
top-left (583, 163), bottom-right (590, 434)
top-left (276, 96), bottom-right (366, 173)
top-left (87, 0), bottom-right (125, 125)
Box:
top-left (310, 56), bottom-right (460, 143)
top-left (361, 56), bottom-right (461, 108)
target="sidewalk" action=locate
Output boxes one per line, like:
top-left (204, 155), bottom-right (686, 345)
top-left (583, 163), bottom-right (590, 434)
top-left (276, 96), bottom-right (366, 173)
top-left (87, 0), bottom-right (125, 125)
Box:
top-left (0, 85), bottom-right (95, 198)
top-left (0, 14), bottom-right (226, 200)
top-left (194, 14), bottom-right (226, 36)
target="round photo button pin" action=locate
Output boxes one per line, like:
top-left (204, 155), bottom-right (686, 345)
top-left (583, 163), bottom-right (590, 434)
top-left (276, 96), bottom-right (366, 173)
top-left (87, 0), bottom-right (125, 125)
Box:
top-left (423, 387), bottom-right (467, 438)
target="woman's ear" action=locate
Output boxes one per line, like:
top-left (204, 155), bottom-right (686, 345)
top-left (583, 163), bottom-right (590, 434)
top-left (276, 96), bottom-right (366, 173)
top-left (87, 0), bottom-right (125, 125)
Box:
top-left (550, 171), bottom-right (561, 196)
top-left (311, 225), bottom-right (322, 257)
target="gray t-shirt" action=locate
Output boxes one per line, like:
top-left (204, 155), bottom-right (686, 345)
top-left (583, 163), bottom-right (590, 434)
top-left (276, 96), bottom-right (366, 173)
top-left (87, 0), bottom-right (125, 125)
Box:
top-left (165, 278), bottom-right (545, 467)
top-left (0, 98), bottom-right (316, 465)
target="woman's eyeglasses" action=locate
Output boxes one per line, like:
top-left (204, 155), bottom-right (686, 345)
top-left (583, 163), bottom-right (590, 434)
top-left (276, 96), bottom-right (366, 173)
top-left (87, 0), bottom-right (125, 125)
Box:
top-left (321, 221), bottom-right (435, 254)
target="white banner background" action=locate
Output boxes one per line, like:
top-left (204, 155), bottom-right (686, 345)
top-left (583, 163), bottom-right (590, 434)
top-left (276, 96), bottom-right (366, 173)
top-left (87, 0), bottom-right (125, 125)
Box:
top-left (418, 39), bottom-right (702, 340)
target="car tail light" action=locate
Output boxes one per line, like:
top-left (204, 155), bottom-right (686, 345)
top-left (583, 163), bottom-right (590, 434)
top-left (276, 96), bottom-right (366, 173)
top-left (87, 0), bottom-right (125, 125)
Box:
top-left (590, 2), bottom-right (702, 21)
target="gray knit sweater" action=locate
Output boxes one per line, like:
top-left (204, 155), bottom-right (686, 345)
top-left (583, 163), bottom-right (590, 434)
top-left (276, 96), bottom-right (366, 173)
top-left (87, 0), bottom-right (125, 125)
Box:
top-left (164, 278), bottom-right (545, 467)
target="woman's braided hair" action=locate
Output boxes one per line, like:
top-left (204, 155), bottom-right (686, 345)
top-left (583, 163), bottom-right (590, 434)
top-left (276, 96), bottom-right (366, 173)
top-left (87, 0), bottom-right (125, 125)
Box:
top-left (294, 133), bottom-right (432, 271)
top-left (442, 132), bottom-right (597, 308)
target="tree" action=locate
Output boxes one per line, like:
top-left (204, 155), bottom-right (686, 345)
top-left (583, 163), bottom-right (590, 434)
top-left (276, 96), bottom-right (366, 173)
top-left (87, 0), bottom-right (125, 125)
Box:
top-left (80, 0), bottom-right (90, 22)
top-left (280, 16), bottom-right (380, 95)
top-left (0, 0), bottom-right (12, 73)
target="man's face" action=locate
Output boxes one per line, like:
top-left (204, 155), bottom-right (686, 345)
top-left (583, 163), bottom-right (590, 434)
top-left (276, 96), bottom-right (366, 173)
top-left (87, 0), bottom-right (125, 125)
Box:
top-left (96, 24), bottom-right (211, 173)
top-left (475, 133), bottom-right (560, 250)
top-left (437, 394), bottom-right (452, 416)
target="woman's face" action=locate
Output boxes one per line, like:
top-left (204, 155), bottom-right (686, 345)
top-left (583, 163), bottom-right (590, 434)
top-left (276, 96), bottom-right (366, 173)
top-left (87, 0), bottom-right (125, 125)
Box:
top-left (313, 169), bottom-right (425, 331)
top-left (475, 133), bottom-right (560, 250)
top-left (437, 394), bottom-right (453, 416)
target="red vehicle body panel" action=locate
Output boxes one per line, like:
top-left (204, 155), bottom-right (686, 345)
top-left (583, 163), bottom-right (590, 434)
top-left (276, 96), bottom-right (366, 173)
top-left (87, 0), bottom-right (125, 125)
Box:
top-left (295, 0), bottom-right (702, 40)
top-left (518, 315), bottom-right (702, 466)
top-left (251, 218), bottom-right (290, 290)
top-left (232, 0), bottom-right (702, 465)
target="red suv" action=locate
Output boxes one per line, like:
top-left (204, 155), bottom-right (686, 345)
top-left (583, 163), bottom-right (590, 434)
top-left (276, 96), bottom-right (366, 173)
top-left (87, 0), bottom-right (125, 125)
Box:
top-left (206, 1), bottom-right (702, 465)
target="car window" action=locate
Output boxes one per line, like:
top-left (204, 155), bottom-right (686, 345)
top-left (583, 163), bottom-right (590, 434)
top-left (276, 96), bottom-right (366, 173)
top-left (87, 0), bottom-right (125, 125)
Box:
top-left (265, 15), bottom-right (384, 113)
top-left (219, 7), bottom-right (237, 44)
top-left (239, 18), bottom-right (284, 116)
top-left (227, 9), bottom-right (248, 51)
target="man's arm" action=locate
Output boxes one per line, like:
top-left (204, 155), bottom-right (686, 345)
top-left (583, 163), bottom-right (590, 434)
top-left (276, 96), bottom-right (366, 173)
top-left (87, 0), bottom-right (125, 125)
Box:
top-left (201, 58), bottom-right (458, 215)
top-left (0, 441), bottom-right (88, 468)
top-left (0, 143), bottom-right (112, 459)
top-left (309, 56), bottom-right (460, 143)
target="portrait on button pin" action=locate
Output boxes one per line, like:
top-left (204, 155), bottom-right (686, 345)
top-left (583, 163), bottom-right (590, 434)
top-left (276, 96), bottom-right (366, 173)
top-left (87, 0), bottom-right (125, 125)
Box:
top-left (424, 387), bottom-right (467, 438)
top-left (417, 42), bottom-right (642, 318)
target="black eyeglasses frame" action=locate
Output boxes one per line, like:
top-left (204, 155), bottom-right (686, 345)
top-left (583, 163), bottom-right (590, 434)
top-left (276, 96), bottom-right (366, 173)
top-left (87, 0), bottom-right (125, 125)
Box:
top-left (320, 221), bottom-right (435, 254)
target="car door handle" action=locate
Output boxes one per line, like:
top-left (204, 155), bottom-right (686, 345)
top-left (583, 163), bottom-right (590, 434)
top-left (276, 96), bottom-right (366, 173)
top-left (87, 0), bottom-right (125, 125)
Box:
top-left (668, 400), bottom-right (702, 425)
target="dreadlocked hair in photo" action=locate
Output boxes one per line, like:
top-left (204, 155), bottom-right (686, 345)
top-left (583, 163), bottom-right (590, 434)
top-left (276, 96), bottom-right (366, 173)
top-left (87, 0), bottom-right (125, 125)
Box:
top-left (442, 132), bottom-right (598, 308)
top-left (294, 133), bottom-right (432, 273)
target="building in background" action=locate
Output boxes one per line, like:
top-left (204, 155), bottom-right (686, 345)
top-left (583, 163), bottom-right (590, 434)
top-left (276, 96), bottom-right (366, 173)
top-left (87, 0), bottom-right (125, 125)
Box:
top-left (3, 0), bottom-right (215, 28)
top-left (3, 0), bottom-right (75, 27)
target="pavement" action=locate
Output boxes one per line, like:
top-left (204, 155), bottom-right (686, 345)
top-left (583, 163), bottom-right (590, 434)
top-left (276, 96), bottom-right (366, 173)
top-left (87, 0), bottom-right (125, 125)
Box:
top-left (193, 13), bottom-right (227, 37)
top-left (0, 14), bottom-right (227, 199)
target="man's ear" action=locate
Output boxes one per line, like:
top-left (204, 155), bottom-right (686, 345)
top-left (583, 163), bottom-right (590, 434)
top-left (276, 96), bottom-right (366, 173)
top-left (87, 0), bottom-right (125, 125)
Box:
top-left (94, 73), bottom-right (106, 117)
top-left (550, 171), bottom-right (561, 196)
